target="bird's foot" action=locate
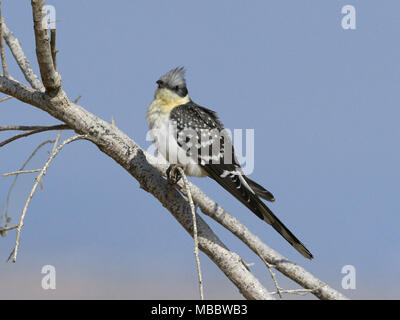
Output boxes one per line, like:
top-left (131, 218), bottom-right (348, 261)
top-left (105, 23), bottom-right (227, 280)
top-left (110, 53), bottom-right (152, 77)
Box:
top-left (166, 164), bottom-right (183, 185)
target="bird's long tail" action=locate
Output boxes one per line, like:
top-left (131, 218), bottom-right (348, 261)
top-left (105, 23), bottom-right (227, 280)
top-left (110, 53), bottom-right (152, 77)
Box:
top-left (252, 195), bottom-right (313, 259)
top-left (203, 166), bottom-right (313, 259)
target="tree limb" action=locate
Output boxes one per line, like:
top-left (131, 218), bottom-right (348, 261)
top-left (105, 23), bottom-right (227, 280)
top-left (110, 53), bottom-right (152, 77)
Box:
top-left (176, 166), bottom-right (204, 300)
top-left (9, 135), bottom-right (87, 263)
top-left (182, 178), bottom-right (348, 300)
top-left (0, 139), bottom-right (55, 232)
top-left (0, 0), bottom-right (9, 78)
top-left (0, 124), bottom-right (69, 131)
top-left (31, 0), bottom-right (60, 93)
top-left (2, 22), bottom-right (44, 91)
top-left (0, 95), bottom-right (12, 102)
top-left (0, 124), bottom-right (70, 147)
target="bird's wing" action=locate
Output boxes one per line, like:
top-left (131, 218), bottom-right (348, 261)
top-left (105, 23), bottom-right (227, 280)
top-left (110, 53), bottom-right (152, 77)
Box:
top-left (170, 102), bottom-right (313, 259)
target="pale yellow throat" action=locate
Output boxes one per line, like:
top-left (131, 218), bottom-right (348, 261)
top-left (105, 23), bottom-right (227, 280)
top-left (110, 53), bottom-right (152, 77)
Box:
top-left (154, 87), bottom-right (190, 114)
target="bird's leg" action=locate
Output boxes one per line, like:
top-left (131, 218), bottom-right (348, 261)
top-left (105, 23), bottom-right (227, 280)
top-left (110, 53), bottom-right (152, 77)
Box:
top-left (166, 164), bottom-right (183, 185)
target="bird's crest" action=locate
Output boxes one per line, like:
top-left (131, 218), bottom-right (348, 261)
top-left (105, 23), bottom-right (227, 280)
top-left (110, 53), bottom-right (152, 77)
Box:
top-left (159, 66), bottom-right (186, 89)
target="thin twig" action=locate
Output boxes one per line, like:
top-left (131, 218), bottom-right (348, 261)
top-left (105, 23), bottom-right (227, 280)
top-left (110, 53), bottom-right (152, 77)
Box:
top-left (3, 169), bottom-right (41, 177)
top-left (0, 124), bottom-right (70, 147)
top-left (50, 29), bottom-right (57, 71)
top-left (0, 140), bottom-right (54, 227)
top-left (176, 167), bottom-right (204, 300)
top-left (9, 135), bottom-right (88, 263)
top-left (2, 22), bottom-right (44, 91)
top-left (257, 248), bottom-right (322, 298)
top-left (50, 130), bottom-right (61, 155)
top-left (0, 124), bottom-right (69, 131)
top-left (40, 130), bottom-right (61, 190)
top-left (270, 289), bottom-right (317, 296)
top-left (256, 248), bottom-right (283, 298)
top-left (0, 224), bottom-right (18, 233)
top-left (73, 95), bottom-right (81, 103)
top-left (0, 1), bottom-right (9, 78)
top-left (0, 95), bottom-right (12, 102)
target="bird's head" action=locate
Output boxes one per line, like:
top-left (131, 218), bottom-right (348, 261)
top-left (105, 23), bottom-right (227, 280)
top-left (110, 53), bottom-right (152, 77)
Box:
top-left (154, 67), bottom-right (189, 103)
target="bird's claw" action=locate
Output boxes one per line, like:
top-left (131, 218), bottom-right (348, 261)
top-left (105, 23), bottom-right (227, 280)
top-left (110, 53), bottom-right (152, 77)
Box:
top-left (166, 164), bottom-right (183, 185)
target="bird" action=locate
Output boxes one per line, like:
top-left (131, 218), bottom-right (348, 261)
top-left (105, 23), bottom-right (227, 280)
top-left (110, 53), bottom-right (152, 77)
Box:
top-left (146, 67), bottom-right (313, 259)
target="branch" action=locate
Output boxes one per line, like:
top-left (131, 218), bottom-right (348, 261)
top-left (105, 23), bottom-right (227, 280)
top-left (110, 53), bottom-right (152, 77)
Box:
top-left (0, 95), bottom-right (12, 102)
top-left (271, 289), bottom-right (319, 296)
top-left (144, 157), bottom-right (349, 300)
top-left (9, 135), bottom-right (87, 263)
top-left (0, 140), bottom-right (55, 232)
top-left (167, 177), bottom-right (346, 300)
top-left (0, 224), bottom-right (18, 233)
top-left (2, 22), bottom-right (44, 91)
top-left (186, 180), bottom-right (348, 300)
top-left (31, 0), bottom-right (60, 93)
top-left (3, 169), bottom-right (41, 177)
top-left (50, 29), bottom-right (57, 71)
top-left (0, 124), bottom-right (68, 131)
top-left (257, 247), bottom-right (283, 298)
top-left (0, 0), bottom-right (8, 78)
top-left (0, 124), bottom-right (70, 147)
top-left (176, 166), bottom-right (204, 300)
top-left (0, 75), bottom-right (44, 105)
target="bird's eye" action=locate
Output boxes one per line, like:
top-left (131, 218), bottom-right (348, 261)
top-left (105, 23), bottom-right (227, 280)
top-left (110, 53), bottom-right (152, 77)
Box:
top-left (174, 85), bottom-right (179, 91)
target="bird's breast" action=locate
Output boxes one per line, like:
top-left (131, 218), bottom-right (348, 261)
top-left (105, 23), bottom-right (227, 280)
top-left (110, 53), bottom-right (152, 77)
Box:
top-left (146, 99), bottom-right (206, 177)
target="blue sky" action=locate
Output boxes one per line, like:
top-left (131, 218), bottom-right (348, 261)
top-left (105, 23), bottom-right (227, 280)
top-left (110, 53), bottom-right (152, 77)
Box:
top-left (0, 0), bottom-right (399, 299)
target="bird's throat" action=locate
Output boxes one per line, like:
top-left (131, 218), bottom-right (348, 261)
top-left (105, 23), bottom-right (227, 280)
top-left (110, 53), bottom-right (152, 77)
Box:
top-left (154, 88), bottom-right (190, 114)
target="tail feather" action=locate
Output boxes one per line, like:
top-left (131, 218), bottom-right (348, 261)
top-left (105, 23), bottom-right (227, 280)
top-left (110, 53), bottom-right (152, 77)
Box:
top-left (244, 176), bottom-right (275, 202)
top-left (203, 165), bottom-right (313, 259)
top-left (254, 197), bottom-right (313, 259)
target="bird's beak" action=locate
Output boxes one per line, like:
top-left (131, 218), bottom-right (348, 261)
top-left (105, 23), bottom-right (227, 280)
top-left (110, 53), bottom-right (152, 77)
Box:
top-left (156, 80), bottom-right (165, 89)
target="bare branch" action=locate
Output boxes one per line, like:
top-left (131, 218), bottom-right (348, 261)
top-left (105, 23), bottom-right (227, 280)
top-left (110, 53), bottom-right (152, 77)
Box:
top-left (0, 124), bottom-right (68, 131)
top-left (256, 247), bottom-right (283, 298)
top-left (271, 288), bottom-right (319, 296)
top-left (176, 166), bottom-right (204, 300)
top-left (0, 140), bottom-right (54, 234)
top-left (0, 224), bottom-right (18, 233)
top-left (145, 157), bottom-right (348, 300)
top-left (50, 29), bottom-right (57, 71)
top-left (0, 75), bottom-right (44, 105)
top-left (0, 124), bottom-right (70, 147)
top-left (182, 180), bottom-right (349, 300)
top-left (0, 1), bottom-right (8, 78)
top-left (0, 95), bottom-right (12, 102)
top-left (9, 135), bottom-right (88, 263)
top-left (2, 22), bottom-right (44, 91)
top-left (31, 0), bottom-right (61, 93)
top-left (3, 169), bottom-right (41, 177)
top-left (73, 95), bottom-right (81, 103)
